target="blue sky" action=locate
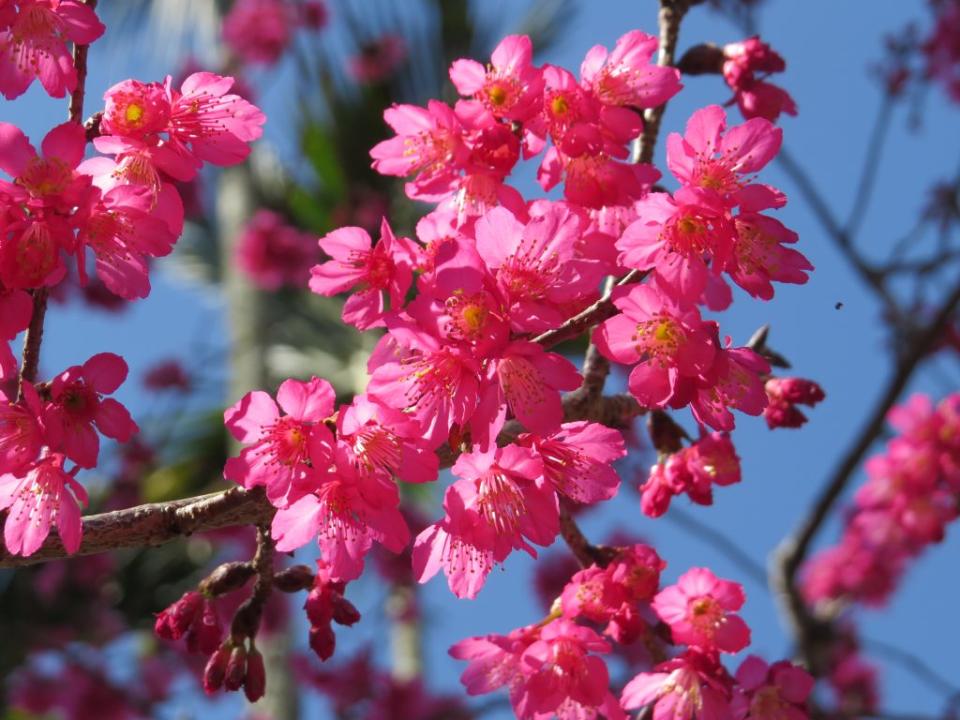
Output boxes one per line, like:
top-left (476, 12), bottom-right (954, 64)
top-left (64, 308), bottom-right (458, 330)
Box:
top-left (5, 0), bottom-right (959, 717)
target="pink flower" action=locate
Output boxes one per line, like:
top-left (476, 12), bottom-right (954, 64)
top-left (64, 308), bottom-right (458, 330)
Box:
top-left (335, 394), bottom-right (439, 485)
top-left (593, 283), bottom-right (716, 409)
top-left (0, 287), bottom-right (31, 380)
top-left (641, 432), bottom-right (742, 516)
top-left (0, 0), bottom-right (105, 100)
top-left (366, 319), bottom-right (481, 449)
top-left (309, 219), bottom-right (419, 329)
top-left (413, 445), bottom-right (554, 598)
top-left (237, 209), bottom-right (318, 290)
top-left (621, 650), bottom-right (732, 720)
top-left (687, 347), bottom-right (770, 431)
top-left (722, 38), bottom-right (797, 122)
top-left (0, 453), bottom-right (86, 557)
top-left (580, 30), bottom-right (682, 109)
top-left (763, 377), bottom-right (825, 429)
top-left (652, 567), bottom-right (750, 653)
top-left (0, 383), bottom-right (46, 474)
top-left (370, 100), bottom-right (467, 201)
top-left (222, 0), bottom-right (293, 66)
top-left (223, 376), bottom-right (336, 505)
top-left (618, 189), bottom-right (735, 303)
top-left (449, 624), bottom-right (540, 702)
top-left (474, 204), bottom-right (602, 333)
top-left (271, 456), bottom-right (410, 582)
top-left (154, 590), bottom-right (223, 654)
top-left (76, 185), bottom-right (178, 300)
top-left (519, 421), bottom-right (626, 505)
top-left (666, 105), bottom-right (782, 206)
top-left (516, 619), bottom-right (616, 719)
top-left (142, 359), bottom-right (191, 393)
top-left (164, 72), bottom-right (266, 172)
top-left (450, 35), bottom-right (543, 122)
top-left (45, 353), bottom-right (138, 469)
top-left (0, 121), bottom-right (90, 289)
top-left (732, 656), bottom-right (813, 720)
top-left (101, 79), bottom-right (172, 140)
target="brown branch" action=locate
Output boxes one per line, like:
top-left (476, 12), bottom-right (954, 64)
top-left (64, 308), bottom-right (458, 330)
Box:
top-left (0, 486), bottom-right (274, 569)
top-left (1, 393), bottom-right (644, 569)
top-left (773, 279), bottom-right (960, 672)
top-left (636, 0), bottom-right (694, 166)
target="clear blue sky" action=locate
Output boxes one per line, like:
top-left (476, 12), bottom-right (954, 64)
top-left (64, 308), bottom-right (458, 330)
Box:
top-left (5, 0), bottom-right (958, 717)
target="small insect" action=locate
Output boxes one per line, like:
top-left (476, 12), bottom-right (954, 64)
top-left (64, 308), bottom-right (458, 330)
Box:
top-left (835, 301), bottom-right (844, 310)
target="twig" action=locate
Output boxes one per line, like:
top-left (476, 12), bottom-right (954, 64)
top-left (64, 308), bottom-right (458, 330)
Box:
top-left (845, 97), bottom-right (894, 239)
top-left (774, 279), bottom-right (960, 670)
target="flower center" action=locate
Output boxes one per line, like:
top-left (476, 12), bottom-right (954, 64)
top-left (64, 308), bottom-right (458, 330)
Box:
top-left (477, 470), bottom-right (525, 534)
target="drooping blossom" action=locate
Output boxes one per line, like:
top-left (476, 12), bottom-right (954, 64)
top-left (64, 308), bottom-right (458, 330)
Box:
top-left (0, 452), bottom-right (86, 557)
top-left (686, 346), bottom-right (770, 432)
top-left (309, 218), bottom-right (419, 329)
top-left (0, 383), bottom-right (46, 474)
top-left (270, 450), bottom-right (410, 582)
top-left (449, 34), bottom-right (543, 122)
top-left (731, 655), bottom-right (814, 720)
top-left (0, 286), bottom-right (31, 379)
top-left (652, 567), bottom-right (750, 653)
top-left (640, 432), bottom-right (741, 517)
top-left (305, 560), bottom-right (361, 662)
top-left (154, 590), bottom-right (223, 655)
top-left (621, 649), bottom-right (733, 720)
top-left (0, 121), bottom-right (90, 289)
top-left (449, 624), bottom-right (540, 707)
top-left (0, 0), bottom-right (106, 100)
top-left (519, 421), bottom-right (626, 505)
top-left (763, 376), bottom-right (825, 429)
top-left (223, 376), bottom-right (336, 505)
top-left (413, 445), bottom-right (554, 598)
top-left (45, 353), bottom-right (138, 469)
top-left (593, 283), bottom-right (716, 410)
top-left (722, 37), bottom-right (797, 121)
top-left (236, 209), bottom-right (318, 290)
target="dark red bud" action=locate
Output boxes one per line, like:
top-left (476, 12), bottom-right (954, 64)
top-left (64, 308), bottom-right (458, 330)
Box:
top-left (331, 594), bottom-right (361, 626)
top-left (244, 648), bottom-right (267, 703)
top-left (273, 564), bottom-right (315, 593)
top-left (154, 591), bottom-right (203, 641)
top-left (203, 646), bottom-right (231, 694)
top-left (224, 644), bottom-right (248, 692)
top-left (305, 586), bottom-right (334, 626)
top-left (309, 623), bottom-right (336, 661)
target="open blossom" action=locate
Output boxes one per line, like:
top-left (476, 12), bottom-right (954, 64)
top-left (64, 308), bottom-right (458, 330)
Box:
top-left (310, 219), bottom-right (419, 329)
top-left (621, 649), bottom-right (732, 720)
top-left (236, 209), bottom-right (318, 290)
top-left (0, 121), bottom-right (90, 289)
top-left (653, 567), bottom-right (750, 653)
top-left (101, 79), bottom-right (171, 140)
top-left (763, 377), bottom-right (825, 429)
top-left (519, 421), bottom-right (626, 505)
top-left (45, 353), bottom-right (138, 469)
top-left (593, 283), bottom-right (716, 410)
top-left (271, 452), bottom-right (410, 582)
top-left (0, 383), bottom-right (46, 474)
top-left (0, 0), bottom-right (105, 99)
top-left (449, 624), bottom-right (540, 706)
top-left (76, 185), bottom-right (178, 300)
top-left (580, 29), bottom-right (682, 109)
top-left (223, 376), bottom-right (336, 505)
top-left (413, 445), bottom-right (554, 598)
top-left (0, 453), bottom-right (86, 557)
top-left (450, 34), bottom-right (543, 122)
top-left (732, 656), bottom-right (813, 720)
top-left (666, 105), bottom-right (782, 207)
top-left (370, 100), bottom-right (467, 201)
top-left (686, 346), bottom-right (770, 432)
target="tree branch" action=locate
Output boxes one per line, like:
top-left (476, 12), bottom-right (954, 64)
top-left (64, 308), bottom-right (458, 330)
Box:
top-left (773, 279), bottom-right (960, 671)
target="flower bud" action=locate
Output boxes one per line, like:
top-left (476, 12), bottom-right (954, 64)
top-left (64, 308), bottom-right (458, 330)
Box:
top-left (203, 645), bottom-right (231, 694)
top-left (304, 586), bottom-right (333, 626)
top-left (331, 594), bottom-right (361, 627)
top-left (309, 623), bottom-right (336, 661)
top-left (188, 600), bottom-right (223, 655)
top-left (273, 564), bottom-right (315, 593)
top-left (224, 644), bottom-right (248, 692)
top-left (155, 591), bottom-right (203, 641)
top-left (244, 647), bottom-right (267, 702)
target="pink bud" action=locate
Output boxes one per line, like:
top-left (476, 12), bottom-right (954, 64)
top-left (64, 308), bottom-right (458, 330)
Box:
top-left (203, 646), bottom-right (230, 694)
top-left (309, 623), bottom-right (336, 661)
top-left (244, 648), bottom-right (267, 702)
top-left (154, 591), bottom-right (203, 641)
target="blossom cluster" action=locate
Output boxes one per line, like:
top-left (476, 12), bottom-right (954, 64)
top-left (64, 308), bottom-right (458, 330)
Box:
top-left (802, 392), bottom-right (960, 607)
top-left (452, 547), bottom-right (813, 719)
top-left (222, 0), bottom-right (327, 67)
top-left (0, 6), bottom-right (266, 559)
